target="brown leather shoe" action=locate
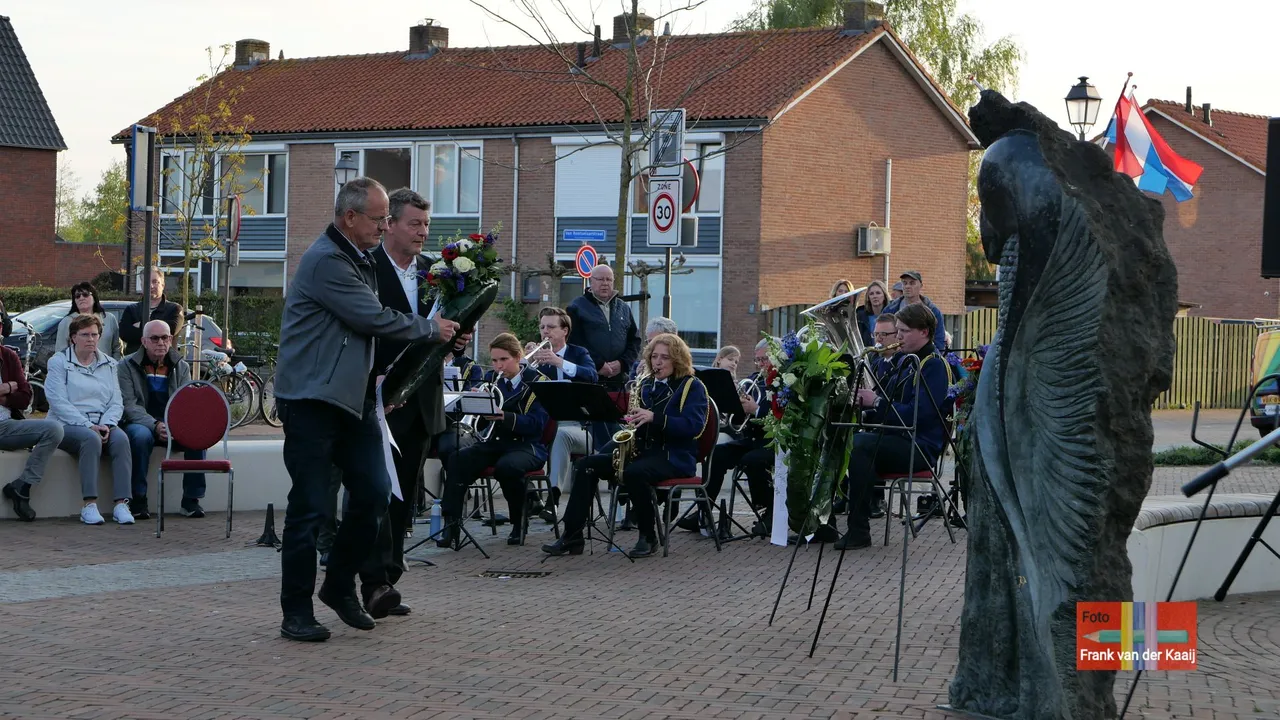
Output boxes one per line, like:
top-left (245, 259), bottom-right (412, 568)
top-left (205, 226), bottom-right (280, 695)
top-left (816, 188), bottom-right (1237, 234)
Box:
top-left (363, 585), bottom-right (402, 620)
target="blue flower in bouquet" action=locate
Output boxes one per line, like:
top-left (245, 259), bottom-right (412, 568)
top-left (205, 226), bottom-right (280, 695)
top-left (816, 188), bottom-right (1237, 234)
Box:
top-left (945, 352), bottom-right (961, 366)
top-left (978, 344), bottom-right (990, 358)
top-left (781, 333), bottom-right (801, 360)
top-left (947, 382), bottom-right (963, 401)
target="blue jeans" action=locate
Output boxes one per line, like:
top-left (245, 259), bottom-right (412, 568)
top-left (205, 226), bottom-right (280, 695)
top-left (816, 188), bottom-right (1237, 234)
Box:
top-left (122, 422), bottom-right (206, 501)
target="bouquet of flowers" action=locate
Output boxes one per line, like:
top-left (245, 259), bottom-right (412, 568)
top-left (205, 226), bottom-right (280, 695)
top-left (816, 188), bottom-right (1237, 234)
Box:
top-left (758, 322), bottom-right (858, 536)
top-left (381, 228), bottom-right (504, 407)
top-left (948, 344), bottom-right (988, 485)
top-left (421, 230), bottom-right (504, 300)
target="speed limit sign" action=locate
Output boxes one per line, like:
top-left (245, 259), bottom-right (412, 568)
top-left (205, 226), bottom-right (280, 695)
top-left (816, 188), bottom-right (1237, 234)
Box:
top-left (647, 177), bottom-right (681, 247)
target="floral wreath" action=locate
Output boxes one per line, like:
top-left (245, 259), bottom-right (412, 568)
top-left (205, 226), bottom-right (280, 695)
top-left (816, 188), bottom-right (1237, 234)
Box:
top-left (420, 228), bottom-right (503, 300)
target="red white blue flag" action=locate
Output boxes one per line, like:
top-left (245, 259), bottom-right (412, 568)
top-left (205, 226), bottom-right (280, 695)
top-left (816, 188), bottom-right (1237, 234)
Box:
top-left (1102, 90), bottom-right (1204, 202)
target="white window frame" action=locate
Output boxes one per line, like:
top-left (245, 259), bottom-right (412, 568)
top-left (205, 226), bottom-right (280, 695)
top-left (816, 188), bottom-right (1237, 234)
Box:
top-left (332, 143), bottom-right (483, 218)
top-left (158, 147), bottom-right (289, 218)
top-left (223, 151), bottom-right (289, 217)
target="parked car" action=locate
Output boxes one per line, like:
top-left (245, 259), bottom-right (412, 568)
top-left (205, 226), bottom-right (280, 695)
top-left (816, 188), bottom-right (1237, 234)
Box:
top-left (2, 300), bottom-right (229, 374)
top-left (1249, 320), bottom-right (1280, 437)
top-left (2, 300), bottom-right (132, 374)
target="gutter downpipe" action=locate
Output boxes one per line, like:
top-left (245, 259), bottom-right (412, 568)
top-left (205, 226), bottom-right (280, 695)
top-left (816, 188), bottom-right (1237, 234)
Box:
top-left (510, 135), bottom-right (520, 301)
top-left (884, 158), bottom-right (892, 286)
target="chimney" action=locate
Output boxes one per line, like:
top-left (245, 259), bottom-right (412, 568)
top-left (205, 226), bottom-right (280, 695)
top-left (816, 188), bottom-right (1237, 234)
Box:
top-left (409, 20), bottom-right (449, 56)
top-left (233, 39), bottom-right (270, 70)
top-left (577, 42), bottom-right (586, 68)
top-left (612, 12), bottom-right (655, 44)
top-left (1202, 102), bottom-right (1212, 126)
top-left (1185, 86), bottom-right (1193, 114)
top-left (843, 1), bottom-right (886, 33)
top-left (593, 25), bottom-right (602, 57)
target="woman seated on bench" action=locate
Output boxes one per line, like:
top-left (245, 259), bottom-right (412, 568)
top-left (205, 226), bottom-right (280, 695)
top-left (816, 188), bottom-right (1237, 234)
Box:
top-left (45, 314), bottom-right (134, 526)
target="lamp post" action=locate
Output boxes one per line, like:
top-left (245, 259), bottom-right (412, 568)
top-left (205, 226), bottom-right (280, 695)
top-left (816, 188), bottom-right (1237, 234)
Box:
top-left (1065, 76), bottom-right (1103, 141)
top-left (334, 153), bottom-right (358, 188)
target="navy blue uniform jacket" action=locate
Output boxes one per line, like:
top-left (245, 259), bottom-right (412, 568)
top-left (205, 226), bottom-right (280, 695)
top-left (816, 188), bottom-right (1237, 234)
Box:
top-left (864, 351), bottom-right (952, 461)
top-left (635, 374), bottom-right (709, 477)
top-left (483, 367), bottom-right (551, 462)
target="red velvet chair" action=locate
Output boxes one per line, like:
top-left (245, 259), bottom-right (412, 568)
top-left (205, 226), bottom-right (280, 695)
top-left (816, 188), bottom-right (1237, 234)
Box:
top-left (155, 381), bottom-right (234, 539)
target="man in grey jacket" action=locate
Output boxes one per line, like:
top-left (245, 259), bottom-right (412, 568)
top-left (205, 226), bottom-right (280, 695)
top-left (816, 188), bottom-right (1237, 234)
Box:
top-left (274, 177), bottom-right (457, 643)
top-left (118, 320), bottom-right (203, 520)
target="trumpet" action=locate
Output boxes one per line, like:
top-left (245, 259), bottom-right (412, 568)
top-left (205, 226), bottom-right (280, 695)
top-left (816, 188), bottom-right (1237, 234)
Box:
top-left (523, 339), bottom-right (553, 371)
top-left (727, 378), bottom-right (764, 433)
top-left (459, 381), bottom-right (505, 441)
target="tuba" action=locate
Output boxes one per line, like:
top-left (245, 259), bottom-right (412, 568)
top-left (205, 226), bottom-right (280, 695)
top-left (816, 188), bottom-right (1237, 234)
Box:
top-left (800, 287), bottom-right (868, 358)
top-left (611, 371), bottom-right (649, 481)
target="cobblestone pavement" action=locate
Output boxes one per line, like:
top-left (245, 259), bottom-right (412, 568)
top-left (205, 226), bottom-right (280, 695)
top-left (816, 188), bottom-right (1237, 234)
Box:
top-left (0, 467), bottom-right (1277, 720)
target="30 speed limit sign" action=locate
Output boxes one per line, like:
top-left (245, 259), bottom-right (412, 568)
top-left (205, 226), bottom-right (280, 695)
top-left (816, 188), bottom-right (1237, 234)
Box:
top-left (647, 177), bottom-right (681, 247)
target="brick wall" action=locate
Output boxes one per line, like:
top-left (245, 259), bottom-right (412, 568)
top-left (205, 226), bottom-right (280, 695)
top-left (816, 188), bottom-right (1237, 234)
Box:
top-left (721, 131), bottom-right (765, 354)
top-left (284, 142), bottom-right (335, 283)
top-left (53, 241), bottom-right (125, 286)
top-left (1146, 114), bottom-right (1275, 319)
top-left (0, 147), bottom-right (57, 286)
top-left (756, 41), bottom-right (971, 316)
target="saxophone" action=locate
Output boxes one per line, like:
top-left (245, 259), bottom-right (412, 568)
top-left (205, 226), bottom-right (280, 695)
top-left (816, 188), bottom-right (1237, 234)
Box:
top-left (611, 371), bottom-right (649, 482)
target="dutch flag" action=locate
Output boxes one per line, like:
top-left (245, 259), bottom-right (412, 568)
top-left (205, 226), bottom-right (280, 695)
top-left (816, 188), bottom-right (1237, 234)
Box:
top-left (1101, 91), bottom-right (1204, 202)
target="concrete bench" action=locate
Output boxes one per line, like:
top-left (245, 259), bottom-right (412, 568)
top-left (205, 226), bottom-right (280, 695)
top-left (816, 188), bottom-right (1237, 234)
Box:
top-left (1129, 493), bottom-right (1279, 601)
top-left (0, 442), bottom-right (445, 521)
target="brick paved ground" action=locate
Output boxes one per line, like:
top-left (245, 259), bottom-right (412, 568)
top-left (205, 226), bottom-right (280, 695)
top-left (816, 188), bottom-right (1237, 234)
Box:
top-left (1, 467), bottom-right (1277, 720)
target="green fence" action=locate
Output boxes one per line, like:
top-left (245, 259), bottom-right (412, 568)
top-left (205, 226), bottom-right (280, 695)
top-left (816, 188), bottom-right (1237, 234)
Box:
top-left (957, 308), bottom-right (1258, 410)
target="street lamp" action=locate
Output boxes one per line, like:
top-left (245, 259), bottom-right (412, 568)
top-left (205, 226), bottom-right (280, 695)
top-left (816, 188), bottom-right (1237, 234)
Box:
top-left (1065, 76), bottom-right (1103, 141)
top-left (334, 153), bottom-right (358, 188)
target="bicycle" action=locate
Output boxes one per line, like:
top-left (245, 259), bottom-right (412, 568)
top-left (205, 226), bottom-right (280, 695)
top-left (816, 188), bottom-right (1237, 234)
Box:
top-left (14, 318), bottom-right (48, 417)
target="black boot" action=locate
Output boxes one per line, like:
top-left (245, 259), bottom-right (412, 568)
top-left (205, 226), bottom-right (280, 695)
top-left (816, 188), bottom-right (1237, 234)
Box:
top-left (541, 536), bottom-right (584, 556)
top-left (436, 523), bottom-right (459, 549)
top-left (3, 481), bottom-right (35, 522)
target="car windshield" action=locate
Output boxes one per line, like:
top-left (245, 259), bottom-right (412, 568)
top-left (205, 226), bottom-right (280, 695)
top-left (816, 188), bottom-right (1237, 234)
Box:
top-left (12, 302), bottom-right (73, 334)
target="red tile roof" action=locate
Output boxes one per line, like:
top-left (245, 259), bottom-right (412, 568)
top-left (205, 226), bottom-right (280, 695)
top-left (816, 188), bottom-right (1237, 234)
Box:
top-left (118, 26), bottom-right (926, 140)
top-left (1145, 99), bottom-right (1270, 172)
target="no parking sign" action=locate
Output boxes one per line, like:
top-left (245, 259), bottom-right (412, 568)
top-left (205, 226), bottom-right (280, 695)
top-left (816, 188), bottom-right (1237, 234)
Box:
top-left (575, 245), bottom-right (598, 277)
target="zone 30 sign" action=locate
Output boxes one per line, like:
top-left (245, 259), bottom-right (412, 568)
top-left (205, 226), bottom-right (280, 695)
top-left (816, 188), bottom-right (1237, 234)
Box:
top-left (647, 177), bottom-right (681, 247)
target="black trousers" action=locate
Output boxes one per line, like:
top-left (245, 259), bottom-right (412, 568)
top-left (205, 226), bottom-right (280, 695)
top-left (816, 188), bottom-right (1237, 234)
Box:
top-left (359, 405), bottom-right (429, 594)
top-left (561, 448), bottom-right (681, 543)
top-left (703, 439), bottom-right (774, 509)
top-left (846, 433), bottom-right (933, 538)
top-left (442, 440), bottom-right (543, 529)
top-left (279, 397), bottom-right (391, 619)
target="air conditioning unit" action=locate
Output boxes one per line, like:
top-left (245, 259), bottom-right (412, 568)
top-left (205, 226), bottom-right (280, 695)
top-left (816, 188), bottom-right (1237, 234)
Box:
top-left (857, 224), bottom-right (891, 256)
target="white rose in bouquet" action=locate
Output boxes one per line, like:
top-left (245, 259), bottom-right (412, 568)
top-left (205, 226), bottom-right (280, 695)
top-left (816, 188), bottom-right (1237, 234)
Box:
top-left (782, 372), bottom-right (798, 387)
top-left (452, 257), bottom-right (476, 273)
top-left (455, 239), bottom-right (474, 253)
top-left (430, 261), bottom-right (448, 274)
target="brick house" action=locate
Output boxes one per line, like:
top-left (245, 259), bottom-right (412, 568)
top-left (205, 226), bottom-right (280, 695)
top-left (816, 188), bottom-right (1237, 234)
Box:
top-left (0, 15), bottom-right (116, 288)
top-left (1140, 95), bottom-right (1272, 319)
top-left (118, 2), bottom-right (976, 357)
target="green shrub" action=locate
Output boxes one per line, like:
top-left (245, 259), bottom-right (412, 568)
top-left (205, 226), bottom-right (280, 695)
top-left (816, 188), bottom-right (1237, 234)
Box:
top-left (496, 297), bottom-right (540, 345)
top-left (1152, 442), bottom-right (1280, 466)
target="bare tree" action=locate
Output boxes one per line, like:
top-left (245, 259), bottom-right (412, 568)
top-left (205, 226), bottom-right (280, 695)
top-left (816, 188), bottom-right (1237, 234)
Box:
top-left (465, 0), bottom-right (769, 284)
top-left (147, 44), bottom-right (259, 309)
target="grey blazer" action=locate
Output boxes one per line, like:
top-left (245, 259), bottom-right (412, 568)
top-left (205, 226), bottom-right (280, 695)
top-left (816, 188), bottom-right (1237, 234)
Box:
top-left (274, 225), bottom-right (442, 418)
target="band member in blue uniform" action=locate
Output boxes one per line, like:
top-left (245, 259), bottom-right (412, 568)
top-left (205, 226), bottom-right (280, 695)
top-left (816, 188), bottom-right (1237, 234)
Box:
top-left (528, 306), bottom-right (597, 519)
top-left (439, 333), bottom-right (549, 546)
top-left (543, 333), bottom-right (709, 558)
top-left (838, 303), bottom-right (952, 550)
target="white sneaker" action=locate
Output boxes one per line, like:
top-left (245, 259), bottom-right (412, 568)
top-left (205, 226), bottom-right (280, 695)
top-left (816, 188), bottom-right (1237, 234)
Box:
top-left (113, 501), bottom-right (135, 525)
top-left (80, 503), bottom-right (105, 525)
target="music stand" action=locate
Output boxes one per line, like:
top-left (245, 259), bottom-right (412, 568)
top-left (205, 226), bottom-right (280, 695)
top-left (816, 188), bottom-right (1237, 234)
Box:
top-left (528, 381), bottom-right (635, 560)
top-left (405, 390), bottom-right (497, 561)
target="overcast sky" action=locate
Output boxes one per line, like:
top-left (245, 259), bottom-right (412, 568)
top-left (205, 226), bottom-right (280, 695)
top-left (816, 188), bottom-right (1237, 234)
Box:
top-left (11, 0), bottom-right (1279, 197)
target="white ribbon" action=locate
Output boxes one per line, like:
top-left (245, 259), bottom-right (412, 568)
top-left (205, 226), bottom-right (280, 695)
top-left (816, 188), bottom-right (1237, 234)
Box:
top-left (375, 382), bottom-right (402, 501)
top-left (771, 450), bottom-right (790, 546)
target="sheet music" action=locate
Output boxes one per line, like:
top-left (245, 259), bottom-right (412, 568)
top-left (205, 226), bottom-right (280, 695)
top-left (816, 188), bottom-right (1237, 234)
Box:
top-left (771, 451), bottom-right (789, 546)
top-left (375, 383), bottom-right (402, 501)
top-left (443, 392), bottom-right (462, 411)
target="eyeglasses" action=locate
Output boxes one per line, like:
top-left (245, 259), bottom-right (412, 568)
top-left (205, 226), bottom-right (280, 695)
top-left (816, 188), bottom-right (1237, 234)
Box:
top-left (73, 291), bottom-right (93, 299)
top-left (359, 211), bottom-right (391, 227)
top-left (873, 331), bottom-right (896, 338)
top-left (146, 335), bottom-right (172, 342)
top-left (75, 332), bottom-right (101, 340)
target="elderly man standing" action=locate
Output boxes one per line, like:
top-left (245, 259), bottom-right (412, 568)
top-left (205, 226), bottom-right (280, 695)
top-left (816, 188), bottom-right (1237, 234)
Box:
top-left (274, 177), bottom-right (457, 643)
top-left (118, 319), bottom-right (203, 520)
top-left (567, 265), bottom-right (640, 389)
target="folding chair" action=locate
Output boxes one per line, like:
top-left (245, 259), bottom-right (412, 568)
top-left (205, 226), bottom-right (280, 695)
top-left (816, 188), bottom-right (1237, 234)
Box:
top-left (726, 462), bottom-right (772, 538)
top-left (650, 400), bottom-right (722, 557)
top-left (155, 380), bottom-right (234, 539)
top-left (519, 419), bottom-right (561, 544)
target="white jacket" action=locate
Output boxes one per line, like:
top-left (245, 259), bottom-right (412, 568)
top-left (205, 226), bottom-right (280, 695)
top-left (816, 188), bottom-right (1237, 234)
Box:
top-left (45, 347), bottom-right (124, 427)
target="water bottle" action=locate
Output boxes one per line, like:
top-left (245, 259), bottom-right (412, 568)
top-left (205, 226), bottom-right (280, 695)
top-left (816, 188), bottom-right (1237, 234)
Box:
top-left (429, 499), bottom-right (443, 538)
